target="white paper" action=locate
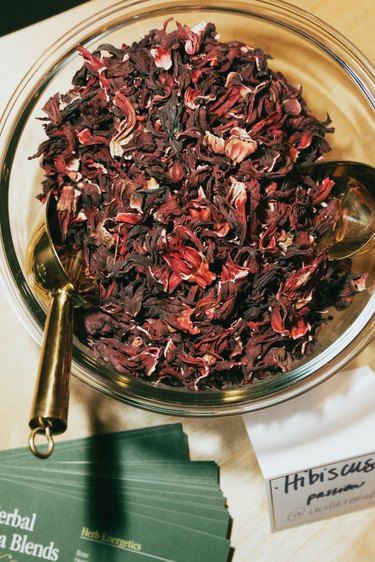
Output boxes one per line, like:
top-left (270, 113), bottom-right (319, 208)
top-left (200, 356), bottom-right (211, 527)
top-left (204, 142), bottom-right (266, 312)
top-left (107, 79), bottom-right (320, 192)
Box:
top-left (243, 366), bottom-right (375, 530)
top-left (269, 452), bottom-right (375, 530)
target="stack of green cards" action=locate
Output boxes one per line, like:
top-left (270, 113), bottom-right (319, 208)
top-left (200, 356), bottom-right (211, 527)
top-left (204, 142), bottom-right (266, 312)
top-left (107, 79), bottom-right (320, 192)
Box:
top-left (0, 423), bottom-right (232, 561)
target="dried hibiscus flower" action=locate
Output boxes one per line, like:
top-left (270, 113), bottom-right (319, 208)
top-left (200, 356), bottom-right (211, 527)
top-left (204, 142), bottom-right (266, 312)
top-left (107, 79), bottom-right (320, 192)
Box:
top-left (32, 21), bottom-right (367, 390)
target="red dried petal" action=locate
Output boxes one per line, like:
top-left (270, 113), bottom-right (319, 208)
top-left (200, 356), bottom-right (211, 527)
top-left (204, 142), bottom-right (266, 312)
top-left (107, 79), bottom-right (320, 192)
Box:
top-left (42, 94), bottom-right (62, 125)
top-left (168, 160), bottom-right (184, 182)
top-left (78, 128), bottom-right (108, 146)
top-left (310, 177), bottom-right (335, 205)
top-left (291, 316), bottom-right (310, 339)
top-left (213, 222), bottom-right (231, 237)
top-left (283, 99), bottom-right (301, 115)
top-left (56, 185), bottom-right (75, 213)
top-left (189, 206), bottom-right (211, 221)
top-left (77, 45), bottom-right (103, 72)
top-left (174, 307), bottom-right (200, 335)
top-left (183, 21), bottom-right (207, 54)
top-left (351, 273), bottom-right (368, 293)
top-left (127, 348), bottom-right (162, 376)
top-left (270, 304), bottom-right (289, 336)
top-left (150, 47), bottom-right (173, 70)
top-left (115, 212), bottom-right (144, 224)
top-left (221, 258), bottom-right (248, 283)
top-left (204, 131), bottom-right (225, 154)
top-left (224, 136), bottom-right (257, 164)
top-left (110, 93), bottom-right (136, 157)
top-left (184, 87), bottom-right (200, 110)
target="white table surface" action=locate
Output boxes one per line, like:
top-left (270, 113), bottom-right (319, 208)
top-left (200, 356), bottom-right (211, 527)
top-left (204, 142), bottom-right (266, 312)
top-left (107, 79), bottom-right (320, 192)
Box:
top-left (0, 1), bottom-right (374, 561)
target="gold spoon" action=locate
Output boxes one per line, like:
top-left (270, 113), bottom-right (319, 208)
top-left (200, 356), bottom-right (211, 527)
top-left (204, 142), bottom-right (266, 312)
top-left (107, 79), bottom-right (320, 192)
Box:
top-left (303, 160), bottom-right (375, 260)
top-left (25, 192), bottom-right (99, 458)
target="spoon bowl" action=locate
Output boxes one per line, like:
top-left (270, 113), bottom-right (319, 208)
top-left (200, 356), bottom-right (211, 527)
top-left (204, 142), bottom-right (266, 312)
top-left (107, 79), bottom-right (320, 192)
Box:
top-left (304, 161), bottom-right (375, 260)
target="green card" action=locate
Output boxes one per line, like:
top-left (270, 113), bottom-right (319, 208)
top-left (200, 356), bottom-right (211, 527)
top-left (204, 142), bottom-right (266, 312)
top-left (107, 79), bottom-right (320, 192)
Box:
top-left (0, 469), bottom-right (227, 514)
top-left (4, 460), bottom-right (219, 483)
top-left (0, 477), bottom-right (231, 561)
top-left (5, 475), bottom-right (226, 507)
top-left (0, 425), bottom-right (232, 560)
top-left (0, 424), bottom-right (189, 462)
top-left (7, 479), bottom-right (229, 538)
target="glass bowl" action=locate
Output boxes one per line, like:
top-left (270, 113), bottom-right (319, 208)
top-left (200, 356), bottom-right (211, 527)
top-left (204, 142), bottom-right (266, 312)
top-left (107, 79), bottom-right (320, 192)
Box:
top-left (0, 0), bottom-right (374, 416)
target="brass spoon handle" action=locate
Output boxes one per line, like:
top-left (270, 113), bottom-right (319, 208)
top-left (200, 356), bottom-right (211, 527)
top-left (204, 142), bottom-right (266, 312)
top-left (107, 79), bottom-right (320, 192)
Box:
top-left (29, 288), bottom-right (74, 458)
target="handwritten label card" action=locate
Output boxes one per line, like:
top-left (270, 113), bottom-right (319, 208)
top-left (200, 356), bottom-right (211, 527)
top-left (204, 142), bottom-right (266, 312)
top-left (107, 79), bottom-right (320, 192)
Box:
top-left (243, 366), bottom-right (375, 531)
top-left (268, 453), bottom-right (375, 530)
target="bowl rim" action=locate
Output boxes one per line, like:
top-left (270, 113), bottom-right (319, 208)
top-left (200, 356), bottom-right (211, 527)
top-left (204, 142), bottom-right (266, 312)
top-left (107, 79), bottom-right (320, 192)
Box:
top-left (0, 0), bottom-right (374, 416)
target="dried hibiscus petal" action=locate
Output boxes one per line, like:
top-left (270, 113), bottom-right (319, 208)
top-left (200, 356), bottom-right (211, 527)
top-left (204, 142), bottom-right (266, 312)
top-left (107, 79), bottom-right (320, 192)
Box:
top-left (150, 47), bottom-right (173, 70)
top-left (33, 20), bottom-right (367, 391)
top-left (224, 127), bottom-right (258, 164)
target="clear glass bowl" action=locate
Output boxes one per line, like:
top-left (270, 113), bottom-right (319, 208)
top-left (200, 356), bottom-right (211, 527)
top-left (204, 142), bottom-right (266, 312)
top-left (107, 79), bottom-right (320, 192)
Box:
top-left (0, 0), bottom-right (374, 415)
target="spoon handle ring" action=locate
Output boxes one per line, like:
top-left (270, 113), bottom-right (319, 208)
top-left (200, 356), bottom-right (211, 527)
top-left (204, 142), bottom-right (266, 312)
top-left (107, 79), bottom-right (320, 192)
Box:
top-left (29, 423), bottom-right (54, 459)
top-left (29, 288), bottom-right (74, 457)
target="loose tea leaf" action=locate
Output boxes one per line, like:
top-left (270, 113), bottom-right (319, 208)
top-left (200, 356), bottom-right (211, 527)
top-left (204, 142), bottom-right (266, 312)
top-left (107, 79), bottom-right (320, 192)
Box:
top-left (32, 21), bottom-right (367, 390)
